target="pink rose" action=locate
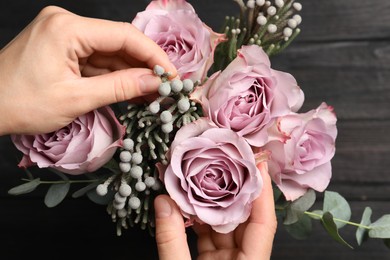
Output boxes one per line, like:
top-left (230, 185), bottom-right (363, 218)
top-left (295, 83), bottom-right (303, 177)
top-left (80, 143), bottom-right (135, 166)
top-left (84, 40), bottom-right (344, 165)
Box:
top-left (161, 118), bottom-right (262, 233)
top-left (195, 45), bottom-right (304, 147)
top-left (132, 0), bottom-right (225, 82)
top-left (263, 103), bottom-right (337, 201)
top-left (11, 106), bottom-right (125, 175)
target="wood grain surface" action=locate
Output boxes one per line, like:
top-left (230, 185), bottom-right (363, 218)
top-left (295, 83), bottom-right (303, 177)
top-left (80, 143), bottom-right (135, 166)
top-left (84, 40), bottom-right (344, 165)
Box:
top-left (0, 0), bottom-right (389, 259)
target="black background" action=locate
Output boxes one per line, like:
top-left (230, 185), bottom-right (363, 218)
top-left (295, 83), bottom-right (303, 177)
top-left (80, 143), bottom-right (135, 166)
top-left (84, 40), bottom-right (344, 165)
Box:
top-left (1, 0), bottom-right (390, 259)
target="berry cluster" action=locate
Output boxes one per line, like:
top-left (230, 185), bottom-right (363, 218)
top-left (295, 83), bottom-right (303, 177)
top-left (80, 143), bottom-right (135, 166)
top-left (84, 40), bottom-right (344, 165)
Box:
top-left (95, 65), bottom-right (201, 235)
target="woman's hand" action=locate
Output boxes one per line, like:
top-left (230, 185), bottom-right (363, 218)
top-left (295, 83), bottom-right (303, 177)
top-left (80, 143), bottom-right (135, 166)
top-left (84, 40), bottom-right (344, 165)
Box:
top-left (0, 6), bottom-right (176, 135)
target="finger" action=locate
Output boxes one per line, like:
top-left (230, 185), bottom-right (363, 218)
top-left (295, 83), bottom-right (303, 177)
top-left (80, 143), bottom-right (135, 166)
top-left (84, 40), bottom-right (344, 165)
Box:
top-left (80, 54), bottom-right (131, 77)
top-left (154, 195), bottom-right (192, 260)
top-left (72, 16), bottom-right (177, 77)
top-left (211, 230), bottom-right (236, 249)
top-left (67, 68), bottom-right (161, 114)
top-left (192, 223), bottom-right (217, 253)
top-left (241, 164), bottom-right (277, 259)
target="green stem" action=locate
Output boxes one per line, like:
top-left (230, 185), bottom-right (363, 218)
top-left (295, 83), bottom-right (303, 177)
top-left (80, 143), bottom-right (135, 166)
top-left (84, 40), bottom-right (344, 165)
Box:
top-left (22, 178), bottom-right (99, 185)
top-left (304, 211), bottom-right (372, 230)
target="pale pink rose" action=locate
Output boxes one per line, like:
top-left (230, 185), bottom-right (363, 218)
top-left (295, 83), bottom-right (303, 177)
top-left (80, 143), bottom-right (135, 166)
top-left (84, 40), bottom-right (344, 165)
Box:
top-left (11, 106), bottom-right (125, 175)
top-left (132, 0), bottom-right (225, 82)
top-left (160, 118), bottom-right (262, 233)
top-left (263, 102), bottom-right (337, 201)
top-left (194, 45), bottom-right (304, 147)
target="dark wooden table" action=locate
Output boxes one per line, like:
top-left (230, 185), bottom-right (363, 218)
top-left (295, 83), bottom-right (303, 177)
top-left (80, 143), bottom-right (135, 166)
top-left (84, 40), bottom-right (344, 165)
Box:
top-left (1, 0), bottom-right (389, 259)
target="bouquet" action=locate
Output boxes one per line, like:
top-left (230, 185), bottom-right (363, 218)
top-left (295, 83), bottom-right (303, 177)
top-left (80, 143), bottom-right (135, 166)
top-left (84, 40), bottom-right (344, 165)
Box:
top-left (8, 0), bottom-right (390, 250)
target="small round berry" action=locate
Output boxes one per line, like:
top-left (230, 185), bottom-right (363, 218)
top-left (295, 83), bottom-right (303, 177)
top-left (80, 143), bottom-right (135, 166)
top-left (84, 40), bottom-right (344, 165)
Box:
top-left (117, 208), bottom-right (128, 218)
top-left (113, 201), bottom-right (125, 210)
top-left (288, 19), bottom-right (297, 29)
top-left (283, 27), bottom-right (293, 37)
top-left (119, 150), bottom-right (132, 163)
top-left (131, 152), bottom-right (143, 165)
top-left (152, 180), bottom-right (162, 191)
top-left (293, 14), bottom-right (302, 25)
top-left (144, 177), bottom-right (156, 188)
top-left (130, 165), bottom-right (143, 179)
top-left (256, 0), bottom-right (265, 6)
top-left (135, 181), bottom-right (146, 192)
top-left (257, 15), bottom-right (267, 25)
top-left (178, 98), bottom-right (191, 113)
top-left (170, 79), bottom-right (183, 93)
top-left (119, 162), bottom-right (131, 173)
top-left (123, 138), bottom-right (134, 151)
top-left (182, 79), bottom-right (194, 92)
top-left (153, 65), bottom-right (165, 76)
top-left (267, 6), bottom-right (276, 16)
top-left (96, 184), bottom-right (108, 196)
top-left (148, 101), bottom-right (160, 114)
top-left (160, 110), bottom-right (173, 124)
top-left (267, 24), bottom-right (277, 33)
top-left (161, 122), bottom-right (173, 134)
top-left (115, 192), bottom-right (127, 203)
top-left (119, 183), bottom-right (132, 197)
top-left (128, 197), bottom-right (141, 209)
top-left (158, 82), bottom-right (171, 96)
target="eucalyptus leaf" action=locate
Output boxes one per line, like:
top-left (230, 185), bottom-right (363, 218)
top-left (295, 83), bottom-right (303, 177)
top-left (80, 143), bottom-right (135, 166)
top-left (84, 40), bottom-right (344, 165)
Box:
top-left (8, 178), bottom-right (41, 195)
top-left (284, 214), bottom-right (313, 240)
top-left (369, 215), bottom-right (390, 239)
top-left (87, 188), bottom-right (114, 205)
top-left (323, 191), bottom-right (351, 228)
top-left (284, 189), bottom-right (316, 225)
top-left (72, 182), bottom-right (101, 198)
top-left (44, 183), bottom-right (70, 208)
top-left (356, 207), bottom-right (372, 246)
top-left (321, 212), bottom-right (353, 249)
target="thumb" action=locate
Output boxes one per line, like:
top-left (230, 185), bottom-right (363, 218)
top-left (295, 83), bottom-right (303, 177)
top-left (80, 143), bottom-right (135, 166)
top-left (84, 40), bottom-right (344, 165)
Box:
top-left (71, 68), bottom-right (161, 113)
top-left (154, 195), bottom-right (191, 260)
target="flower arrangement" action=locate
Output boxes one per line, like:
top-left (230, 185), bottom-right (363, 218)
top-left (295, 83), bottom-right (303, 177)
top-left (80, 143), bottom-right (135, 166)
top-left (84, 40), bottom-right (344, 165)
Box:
top-left (8, 0), bottom-right (390, 250)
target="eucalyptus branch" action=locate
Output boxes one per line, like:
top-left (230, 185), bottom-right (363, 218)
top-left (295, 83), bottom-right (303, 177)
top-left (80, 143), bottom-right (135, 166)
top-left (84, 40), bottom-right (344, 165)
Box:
top-left (21, 178), bottom-right (100, 185)
top-left (304, 211), bottom-right (372, 230)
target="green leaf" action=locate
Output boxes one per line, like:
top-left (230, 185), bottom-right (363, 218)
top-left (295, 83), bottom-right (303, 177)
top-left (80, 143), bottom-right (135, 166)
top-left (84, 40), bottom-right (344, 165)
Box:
top-left (356, 207), bottom-right (372, 246)
top-left (284, 214), bottom-right (313, 240)
top-left (103, 158), bottom-right (120, 174)
top-left (44, 183), bottom-right (70, 208)
top-left (87, 188), bottom-right (114, 205)
top-left (273, 185), bottom-right (283, 202)
top-left (323, 191), bottom-right (351, 228)
top-left (284, 189), bottom-right (316, 225)
top-left (369, 215), bottom-right (390, 239)
top-left (8, 178), bottom-right (41, 195)
top-left (321, 212), bottom-right (354, 249)
top-left (72, 182), bottom-right (101, 198)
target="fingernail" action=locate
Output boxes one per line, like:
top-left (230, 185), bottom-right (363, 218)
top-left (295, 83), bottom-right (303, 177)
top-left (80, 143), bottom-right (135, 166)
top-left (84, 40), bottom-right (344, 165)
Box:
top-left (155, 196), bottom-right (172, 219)
top-left (139, 74), bottom-right (161, 94)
